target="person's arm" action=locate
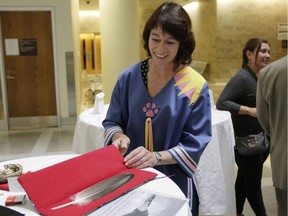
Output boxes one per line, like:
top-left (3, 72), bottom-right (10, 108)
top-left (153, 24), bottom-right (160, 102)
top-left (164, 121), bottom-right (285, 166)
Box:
top-left (168, 82), bottom-right (212, 176)
top-left (102, 76), bottom-right (127, 148)
top-left (216, 73), bottom-right (256, 117)
top-left (257, 69), bottom-right (270, 134)
top-left (238, 105), bottom-right (257, 117)
top-left (111, 133), bottom-right (130, 155)
top-left (124, 147), bottom-right (176, 169)
top-left (216, 75), bottom-right (242, 113)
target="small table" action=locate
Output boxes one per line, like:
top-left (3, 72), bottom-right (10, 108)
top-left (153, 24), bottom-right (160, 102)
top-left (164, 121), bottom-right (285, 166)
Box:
top-left (196, 108), bottom-right (236, 215)
top-left (73, 105), bottom-right (109, 153)
top-left (73, 107), bottom-right (236, 215)
top-left (0, 155), bottom-right (191, 216)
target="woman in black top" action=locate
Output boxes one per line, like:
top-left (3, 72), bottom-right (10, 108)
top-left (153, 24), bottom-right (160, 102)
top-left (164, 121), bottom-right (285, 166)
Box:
top-left (216, 38), bottom-right (271, 216)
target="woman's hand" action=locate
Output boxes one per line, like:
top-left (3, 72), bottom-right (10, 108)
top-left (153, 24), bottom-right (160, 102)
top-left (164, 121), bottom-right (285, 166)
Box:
top-left (248, 107), bottom-right (257, 117)
top-left (124, 146), bottom-right (157, 169)
top-left (112, 133), bottom-right (130, 155)
top-left (239, 106), bottom-right (257, 118)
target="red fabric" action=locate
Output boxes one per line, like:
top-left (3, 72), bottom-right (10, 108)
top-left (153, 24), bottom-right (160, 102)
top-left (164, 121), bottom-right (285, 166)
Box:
top-left (0, 183), bottom-right (9, 191)
top-left (18, 145), bottom-right (157, 216)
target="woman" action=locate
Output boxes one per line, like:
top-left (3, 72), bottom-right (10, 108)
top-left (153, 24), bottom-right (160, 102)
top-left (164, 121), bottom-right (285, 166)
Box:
top-left (103, 2), bottom-right (212, 215)
top-left (216, 38), bottom-right (271, 216)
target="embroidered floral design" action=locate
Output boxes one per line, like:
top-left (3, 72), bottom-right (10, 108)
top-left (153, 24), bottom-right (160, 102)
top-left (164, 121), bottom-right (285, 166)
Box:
top-left (143, 102), bottom-right (159, 118)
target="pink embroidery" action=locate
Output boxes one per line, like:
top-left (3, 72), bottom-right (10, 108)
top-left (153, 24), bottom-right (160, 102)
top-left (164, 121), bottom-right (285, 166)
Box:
top-left (143, 102), bottom-right (159, 118)
top-left (174, 72), bottom-right (186, 82)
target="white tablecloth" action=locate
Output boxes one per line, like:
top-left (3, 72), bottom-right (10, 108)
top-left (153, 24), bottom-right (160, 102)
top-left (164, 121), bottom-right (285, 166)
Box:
top-left (73, 104), bottom-right (109, 153)
top-left (196, 108), bottom-right (236, 215)
top-left (73, 107), bottom-right (236, 215)
top-left (0, 155), bottom-right (191, 216)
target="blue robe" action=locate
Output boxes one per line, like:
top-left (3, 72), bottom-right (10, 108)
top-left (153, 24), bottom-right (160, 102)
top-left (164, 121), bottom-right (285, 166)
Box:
top-left (103, 60), bottom-right (212, 215)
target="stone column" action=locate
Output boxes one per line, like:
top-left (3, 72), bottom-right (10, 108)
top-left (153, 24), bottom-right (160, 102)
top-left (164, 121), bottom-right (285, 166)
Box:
top-left (99, 0), bottom-right (140, 103)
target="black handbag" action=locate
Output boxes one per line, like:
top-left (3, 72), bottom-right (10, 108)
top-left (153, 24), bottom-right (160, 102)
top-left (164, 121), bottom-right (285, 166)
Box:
top-left (235, 131), bottom-right (270, 155)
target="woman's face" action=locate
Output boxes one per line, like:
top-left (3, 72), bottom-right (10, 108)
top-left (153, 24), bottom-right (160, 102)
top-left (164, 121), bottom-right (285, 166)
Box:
top-left (252, 43), bottom-right (271, 69)
top-left (148, 26), bottom-right (180, 66)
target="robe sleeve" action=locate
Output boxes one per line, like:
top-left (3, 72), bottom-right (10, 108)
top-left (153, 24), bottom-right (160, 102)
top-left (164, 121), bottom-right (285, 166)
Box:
top-left (102, 77), bottom-right (125, 146)
top-left (216, 74), bottom-right (245, 114)
top-left (168, 82), bottom-right (212, 177)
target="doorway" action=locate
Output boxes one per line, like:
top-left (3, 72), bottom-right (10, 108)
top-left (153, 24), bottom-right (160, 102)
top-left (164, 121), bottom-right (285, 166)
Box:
top-left (0, 11), bottom-right (58, 129)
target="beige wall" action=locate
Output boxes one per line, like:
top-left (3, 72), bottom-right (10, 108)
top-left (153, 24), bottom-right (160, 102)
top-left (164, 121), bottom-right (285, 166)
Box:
top-left (80, 0), bottom-right (287, 85)
top-left (99, 0), bottom-right (140, 104)
top-left (71, 0), bottom-right (82, 116)
top-left (79, 12), bottom-right (101, 33)
top-left (194, 0), bottom-right (287, 83)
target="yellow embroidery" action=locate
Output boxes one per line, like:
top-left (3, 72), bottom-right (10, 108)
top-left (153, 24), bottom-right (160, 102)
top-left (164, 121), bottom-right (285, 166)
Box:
top-left (174, 67), bottom-right (206, 105)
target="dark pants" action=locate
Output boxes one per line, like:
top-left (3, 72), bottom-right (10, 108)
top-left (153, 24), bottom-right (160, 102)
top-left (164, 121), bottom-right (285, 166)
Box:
top-left (234, 148), bottom-right (269, 216)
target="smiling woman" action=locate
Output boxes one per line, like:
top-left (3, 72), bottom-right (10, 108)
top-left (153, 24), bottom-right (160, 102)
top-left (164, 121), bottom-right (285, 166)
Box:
top-left (216, 38), bottom-right (271, 216)
top-left (146, 26), bottom-right (180, 97)
top-left (102, 2), bottom-right (212, 215)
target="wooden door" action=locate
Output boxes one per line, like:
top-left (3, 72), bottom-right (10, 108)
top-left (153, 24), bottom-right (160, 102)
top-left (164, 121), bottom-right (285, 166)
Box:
top-left (0, 11), bottom-right (57, 128)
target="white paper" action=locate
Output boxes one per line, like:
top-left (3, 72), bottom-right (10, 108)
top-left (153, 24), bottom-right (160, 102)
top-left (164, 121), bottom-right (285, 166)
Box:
top-left (7, 177), bottom-right (26, 193)
top-left (5, 39), bottom-right (19, 56)
top-left (87, 188), bottom-right (188, 216)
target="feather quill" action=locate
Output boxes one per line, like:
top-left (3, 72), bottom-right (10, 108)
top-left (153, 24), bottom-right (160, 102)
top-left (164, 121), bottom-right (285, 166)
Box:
top-left (51, 173), bottom-right (134, 210)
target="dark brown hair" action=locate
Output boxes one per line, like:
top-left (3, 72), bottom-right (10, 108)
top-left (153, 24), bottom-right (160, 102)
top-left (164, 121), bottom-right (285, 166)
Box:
top-left (242, 38), bottom-right (270, 68)
top-left (142, 2), bottom-right (195, 71)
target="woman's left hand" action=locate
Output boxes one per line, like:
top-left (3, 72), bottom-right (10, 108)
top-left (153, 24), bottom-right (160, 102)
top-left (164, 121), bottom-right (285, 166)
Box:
top-left (124, 146), bottom-right (157, 169)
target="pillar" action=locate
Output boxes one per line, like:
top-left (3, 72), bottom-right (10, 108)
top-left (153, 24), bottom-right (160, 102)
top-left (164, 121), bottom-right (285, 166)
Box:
top-left (99, 0), bottom-right (140, 104)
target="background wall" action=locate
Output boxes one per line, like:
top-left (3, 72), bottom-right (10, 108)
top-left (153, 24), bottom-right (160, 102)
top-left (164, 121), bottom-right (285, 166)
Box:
top-left (80, 0), bottom-right (287, 106)
top-left (139, 0), bottom-right (287, 84)
top-left (0, 0), bottom-right (286, 127)
top-left (192, 0), bottom-right (287, 83)
top-left (79, 11), bottom-right (100, 33)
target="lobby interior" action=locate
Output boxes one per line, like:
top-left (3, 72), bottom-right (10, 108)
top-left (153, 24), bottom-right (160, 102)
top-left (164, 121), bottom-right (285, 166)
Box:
top-left (0, 0), bottom-right (287, 215)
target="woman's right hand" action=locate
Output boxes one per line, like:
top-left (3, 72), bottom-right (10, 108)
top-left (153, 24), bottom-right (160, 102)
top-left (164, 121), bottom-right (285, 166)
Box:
top-left (239, 106), bottom-right (257, 118)
top-left (112, 133), bottom-right (130, 155)
top-left (248, 107), bottom-right (257, 117)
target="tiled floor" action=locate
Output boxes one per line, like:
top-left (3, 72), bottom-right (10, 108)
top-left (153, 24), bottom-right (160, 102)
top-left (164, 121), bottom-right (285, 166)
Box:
top-left (0, 126), bottom-right (75, 162)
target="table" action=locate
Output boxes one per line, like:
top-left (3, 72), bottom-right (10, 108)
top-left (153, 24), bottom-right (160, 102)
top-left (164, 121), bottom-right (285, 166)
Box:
top-left (73, 104), bottom-right (109, 153)
top-left (196, 108), bottom-right (236, 215)
top-left (0, 155), bottom-right (191, 216)
top-left (73, 107), bottom-right (236, 215)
